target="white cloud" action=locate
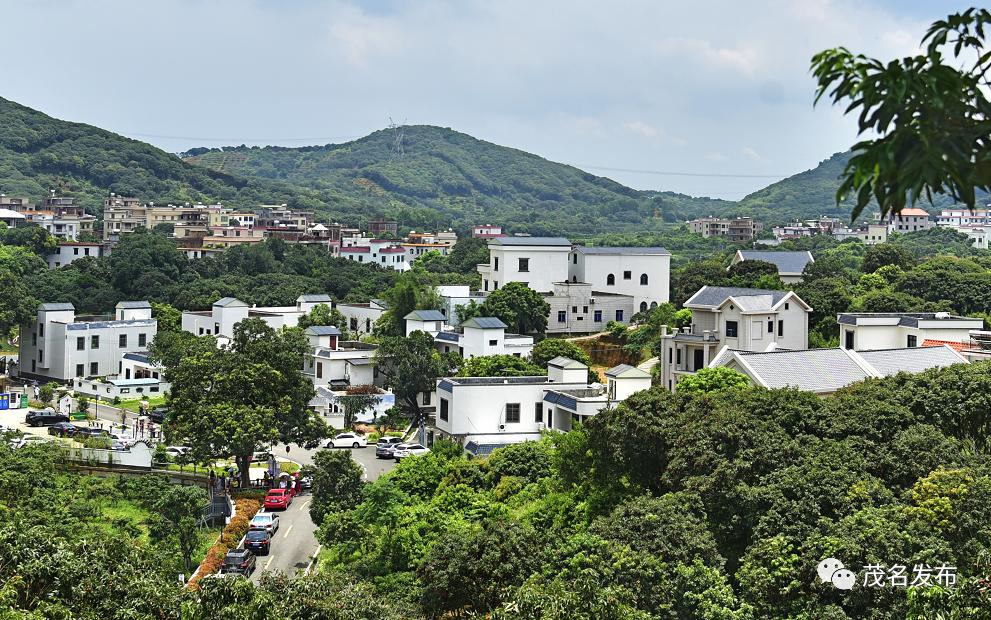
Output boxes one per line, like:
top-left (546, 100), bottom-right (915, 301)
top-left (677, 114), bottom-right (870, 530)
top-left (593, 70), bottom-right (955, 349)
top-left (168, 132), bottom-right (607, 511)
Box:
top-left (741, 146), bottom-right (766, 162)
top-left (622, 120), bottom-right (661, 138)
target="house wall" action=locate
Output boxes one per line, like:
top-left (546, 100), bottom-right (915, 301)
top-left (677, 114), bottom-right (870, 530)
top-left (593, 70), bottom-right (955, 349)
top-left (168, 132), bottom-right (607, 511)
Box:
top-left (570, 252), bottom-right (670, 309)
top-left (337, 304), bottom-right (384, 335)
top-left (482, 245), bottom-right (570, 293)
top-left (462, 326), bottom-right (504, 357)
top-left (437, 380), bottom-right (585, 437)
top-left (545, 283), bottom-right (633, 334)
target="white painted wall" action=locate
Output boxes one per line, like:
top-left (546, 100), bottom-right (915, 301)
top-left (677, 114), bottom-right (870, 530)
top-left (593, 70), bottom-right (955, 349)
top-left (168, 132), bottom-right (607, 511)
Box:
top-left (481, 245), bottom-right (570, 293)
top-left (570, 252), bottom-right (670, 309)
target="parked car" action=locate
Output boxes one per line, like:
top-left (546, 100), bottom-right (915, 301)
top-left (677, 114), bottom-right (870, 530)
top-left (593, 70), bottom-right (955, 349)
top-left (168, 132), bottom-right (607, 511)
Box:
top-left (148, 407), bottom-right (168, 424)
top-left (220, 549), bottom-right (256, 576)
top-left (263, 489), bottom-right (292, 511)
top-left (108, 432), bottom-right (132, 447)
top-left (375, 437), bottom-right (404, 459)
top-left (25, 409), bottom-right (69, 427)
top-left (251, 450), bottom-right (272, 462)
top-left (110, 440), bottom-right (128, 451)
top-left (165, 446), bottom-right (191, 458)
top-left (48, 422), bottom-right (78, 437)
top-left (393, 443), bottom-right (430, 461)
top-left (249, 513), bottom-right (280, 534)
top-left (244, 529), bottom-right (272, 555)
top-left (10, 436), bottom-right (49, 450)
top-left (300, 475), bottom-right (313, 490)
top-left (325, 432), bottom-right (367, 449)
top-left (74, 428), bottom-right (110, 441)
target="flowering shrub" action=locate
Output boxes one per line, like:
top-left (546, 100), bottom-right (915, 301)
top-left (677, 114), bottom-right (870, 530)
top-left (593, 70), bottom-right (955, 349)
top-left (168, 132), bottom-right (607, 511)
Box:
top-left (187, 498), bottom-right (261, 588)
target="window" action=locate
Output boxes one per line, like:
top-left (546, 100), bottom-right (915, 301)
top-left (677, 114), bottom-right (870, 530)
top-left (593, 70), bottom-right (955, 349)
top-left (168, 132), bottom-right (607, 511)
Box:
top-left (768, 320), bottom-right (774, 333)
top-left (76, 336), bottom-right (85, 351)
top-left (91, 335), bottom-right (100, 349)
top-left (607, 274), bottom-right (615, 285)
top-left (785, 302), bottom-right (790, 310)
top-left (316, 363), bottom-right (323, 379)
top-left (138, 333), bottom-right (147, 347)
top-left (90, 362), bottom-right (99, 375)
top-left (778, 321), bottom-right (784, 337)
top-left (489, 339), bottom-right (498, 346)
top-left (119, 334), bottom-right (128, 347)
top-left (640, 273), bottom-right (648, 285)
top-left (623, 270), bottom-right (632, 280)
top-left (32, 332), bottom-right (36, 346)
top-left (198, 327), bottom-right (204, 335)
top-left (38, 349), bottom-right (43, 363)
top-left (558, 311), bottom-right (566, 323)
top-left (594, 310), bottom-right (602, 322)
top-left (73, 247), bottom-right (79, 255)
top-left (677, 348), bottom-right (682, 365)
top-left (725, 321), bottom-right (738, 337)
top-left (572, 306), bottom-right (578, 313)
top-left (494, 257), bottom-right (499, 271)
top-left (518, 258), bottom-right (529, 272)
top-left (505, 403), bottom-right (521, 423)
top-left (439, 398), bottom-right (449, 422)
top-left (423, 391), bottom-right (431, 405)
top-left (583, 306), bottom-right (588, 314)
top-left (640, 301), bottom-right (648, 313)
top-left (214, 322), bottom-right (220, 334)
top-left (534, 402), bottom-right (543, 423)
top-left (907, 335), bottom-right (918, 348)
top-left (572, 254), bottom-right (577, 264)
top-left (75, 364), bottom-right (84, 377)
top-left (615, 310), bottom-right (624, 322)
top-left (38, 324), bottom-right (44, 337)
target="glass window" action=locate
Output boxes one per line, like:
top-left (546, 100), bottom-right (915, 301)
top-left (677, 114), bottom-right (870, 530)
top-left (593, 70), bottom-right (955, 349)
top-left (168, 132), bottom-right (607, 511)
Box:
top-left (778, 320), bottom-right (784, 337)
top-left (607, 274), bottom-right (615, 285)
top-left (640, 274), bottom-right (648, 285)
top-left (90, 361), bottom-right (99, 375)
top-left (91, 335), bottom-right (100, 349)
top-left (77, 337), bottom-right (85, 351)
top-left (119, 334), bottom-right (127, 347)
top-left (767, 320), bottom-right (773, 333)
top-left (139, 333), bottom-right (147, 347)
top-left (726, 321), bottom-right (738, 337)
top-left (907, 335), bottom-right (917, 348)
top-left (76, 364), bottom-right (84, 377)
top-left (439, 398), bottom-right (449, 422)
top-left (518, 258), bottom-right (529, 272)
top-left (623, 271), bottom-right (632, 280)
top-left (594, 310), bottom-right (602, 322)
top-left (505, 403), bottom-right (520, 423)
top-left (534, 402), bottom-right (543, 423)
top-left (558, 311), bottom-right (566, 323)
top-left (615, 310), bottom-right (624, 322)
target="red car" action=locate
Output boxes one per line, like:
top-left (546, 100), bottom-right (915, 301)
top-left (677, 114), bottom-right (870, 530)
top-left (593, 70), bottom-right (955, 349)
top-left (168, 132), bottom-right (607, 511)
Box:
top-left (263, 489), bottom-right (292, 510)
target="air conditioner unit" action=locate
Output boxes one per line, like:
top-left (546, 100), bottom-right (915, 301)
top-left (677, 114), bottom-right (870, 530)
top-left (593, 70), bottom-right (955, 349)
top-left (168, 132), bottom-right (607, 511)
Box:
top-left (536, 422), bottom-right (545, 431)
top-left (498, 424), bottom-right (506, 431)
top-left (589, 298), bottom-right (596, 304)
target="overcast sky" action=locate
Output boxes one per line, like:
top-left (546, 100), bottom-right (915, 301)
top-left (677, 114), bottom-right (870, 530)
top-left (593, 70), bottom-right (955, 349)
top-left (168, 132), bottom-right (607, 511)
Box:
top-left (2, 0), bottom-right (969, 199)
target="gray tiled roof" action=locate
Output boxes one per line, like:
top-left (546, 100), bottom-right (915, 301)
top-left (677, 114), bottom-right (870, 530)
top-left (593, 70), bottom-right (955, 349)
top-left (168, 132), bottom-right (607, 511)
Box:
top-left (435, 331), bottom-right (460, 342)
top-left (686, 286), bottom-right (790, 309)
top-left (40, 302), bottom-right (74, 311)
top-left (213, 297), bottom-right (247, 307)
top-left (737, 250), bottom-right (814, 274)
top-left (547, 356), bottom-right (587, 369)
top-left (115, 301), bottom-right (151, 309)
top-left (857, 346), bottom-right (966, 376)
top-left (462, 317), bottom-right (507, 329)
top-left (298, 294), bottom-right (333, 302)
top-left (404, 310), bottom-right (446, 321)
top-left (304, 325), bottom-right (342, 336)
top-left (575, 246), bottom-right (670, 255)
top-left (605, 364), bottom-right (651, 378)
top-left (732, 348), bottom-right (870, 392)
top-left (490, 236), bottom-right (572, 246)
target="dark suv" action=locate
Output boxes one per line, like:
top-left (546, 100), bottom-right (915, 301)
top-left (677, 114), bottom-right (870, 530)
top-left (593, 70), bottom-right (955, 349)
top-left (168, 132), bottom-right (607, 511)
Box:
top-left (48, 422), bottom-right (78, 437)
top-left (26, 409), bottom-right (69, 427)
top-left (221, 549), bottom-right (256, 576)
top-left (375, 436), bottom-right (404, 459)
top-left (74, 428), bottom-right (110, 440)
top-left (149, 407), bottom-right (168, 424)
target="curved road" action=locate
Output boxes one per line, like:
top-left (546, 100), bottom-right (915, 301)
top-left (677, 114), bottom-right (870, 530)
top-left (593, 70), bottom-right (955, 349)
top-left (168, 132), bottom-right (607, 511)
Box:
top-left (249, 443), bottom-right (394, 583)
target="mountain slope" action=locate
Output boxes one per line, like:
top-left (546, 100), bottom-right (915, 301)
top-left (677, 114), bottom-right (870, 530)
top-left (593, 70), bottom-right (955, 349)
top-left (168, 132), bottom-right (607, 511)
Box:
top-left (0, 96), bottom-right (328, 216)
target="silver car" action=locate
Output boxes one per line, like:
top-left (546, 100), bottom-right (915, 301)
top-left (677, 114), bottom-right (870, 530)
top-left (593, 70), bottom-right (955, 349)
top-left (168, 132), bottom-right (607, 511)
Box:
top-left (248, 512), bottom-right (281, 534)
top-left (392, 443), bottom-right (430, 461)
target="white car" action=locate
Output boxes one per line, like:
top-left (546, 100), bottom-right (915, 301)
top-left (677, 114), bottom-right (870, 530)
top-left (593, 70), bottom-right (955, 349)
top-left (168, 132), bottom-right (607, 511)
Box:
top-left (392, 443), bottom-right (430, 461)
top-left (11, 436), bottom-right (50, 450)
top-left (248, 512), bottom-right (280, 534)
top-left (165, 446), bottom-right (191, 458)
top-left (325, 432), bottom-right (367, 449)
top-left (108, 432), bottom-right (132, 447)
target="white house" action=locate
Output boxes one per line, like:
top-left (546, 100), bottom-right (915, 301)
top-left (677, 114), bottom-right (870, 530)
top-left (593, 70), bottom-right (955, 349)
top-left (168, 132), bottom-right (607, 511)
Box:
top-left (181, 294), bottom-right (334, 342)
top-left (477, 236), bottom-right (572, 293)
top-left (656, 286), bottom-right (812, 391)
top-left (569, 246), bottom-right (671, 312)
top-left (837, 312), bottom-right (986, 351)
top-left (18, 301), bottom-right (158, 383)
top-left (711, 345), bottom-right (967, 395)
top-left (435, 357), bottom-right (650, 455)
top-left (404, 310), bottom-right (446, 336)
top-left (730, 250), bottom-right (814, 284)
top-left (545, 282), bottom-right (635, 335)
top-left (302, 326), bottom-right (380, 390)
top-left (435, 285), bottom-right (487, 328)
top-left (472, 224), bottom-right (503, 238)
top-left (337, 300), bottom-right (387, 335)
top-left (45, 242), bottom-right (104, 269)
top-left (433, 317), bottom-right (534, 359)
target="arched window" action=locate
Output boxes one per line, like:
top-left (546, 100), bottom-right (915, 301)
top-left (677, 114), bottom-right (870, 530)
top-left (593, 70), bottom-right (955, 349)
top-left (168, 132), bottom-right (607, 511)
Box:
top-left (640, 301), bottom-right (648, 313)
top-left (650, 301), bottom-right (658, 309)
top-left (640, 273), bottom-right (649, 285)
top-left (607, 274), bottom-right (615, 285)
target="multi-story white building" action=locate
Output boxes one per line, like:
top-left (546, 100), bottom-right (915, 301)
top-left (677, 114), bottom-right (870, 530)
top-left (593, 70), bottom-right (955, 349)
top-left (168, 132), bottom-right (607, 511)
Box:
top-left (884, 207), bottom-right (933, 234)
top-left (433, 316), bottom-right (534, 359)
top-left (837, 312), bottom-right (985, 351)
top-left (302, 326), bottom-right (379, 390)
top-left (477, 237), bottom-right (572, 293)
top-left (472, 224), bottom-right (503, 238)
top-left (337, 300), bottom-right (387, 335)
top-left (936, 208), bottom-right (990, 227)
top-left (181, 294), bottom-right (335, 343)
top-left (656, 286), bottom-right (812, 391)
top-left (569, 246), bottom-right (670, 312)
top-left (435, 357), bottom-right (651, 454)
top-left (45, 242), bottom-right (104, 269)
top-left (18, 301), bottom-right (157, 383)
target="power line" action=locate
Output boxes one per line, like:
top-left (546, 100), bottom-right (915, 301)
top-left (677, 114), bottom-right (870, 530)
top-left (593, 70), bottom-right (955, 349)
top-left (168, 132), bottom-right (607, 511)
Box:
top-left (573, 164), bottom-right (787, 179)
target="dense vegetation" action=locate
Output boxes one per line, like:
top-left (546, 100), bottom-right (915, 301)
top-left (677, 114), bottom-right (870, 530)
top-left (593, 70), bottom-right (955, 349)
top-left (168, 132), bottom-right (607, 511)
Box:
top-left (310, 363), bottom-right (991, 619)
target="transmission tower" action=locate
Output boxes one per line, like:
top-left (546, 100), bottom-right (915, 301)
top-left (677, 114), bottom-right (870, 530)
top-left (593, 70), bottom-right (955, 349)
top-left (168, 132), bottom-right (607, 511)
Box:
top-left (388, 117), bottom-right (406, 160)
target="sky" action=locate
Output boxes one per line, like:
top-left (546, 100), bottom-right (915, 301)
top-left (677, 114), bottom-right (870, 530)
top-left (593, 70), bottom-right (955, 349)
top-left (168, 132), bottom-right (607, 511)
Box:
top-left (1, 0), bottom-right (971, 200)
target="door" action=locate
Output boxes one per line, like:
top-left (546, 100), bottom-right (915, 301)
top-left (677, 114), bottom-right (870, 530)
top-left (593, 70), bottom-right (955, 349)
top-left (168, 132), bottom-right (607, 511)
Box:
top-left (693, 349), bottom-right (704, 371)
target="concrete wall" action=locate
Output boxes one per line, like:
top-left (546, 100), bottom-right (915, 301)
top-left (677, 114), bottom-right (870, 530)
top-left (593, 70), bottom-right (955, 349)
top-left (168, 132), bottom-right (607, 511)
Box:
top-left (570, 252), bottom-right (670, 309)
top-left (482, 246), bottom-right (570, 293)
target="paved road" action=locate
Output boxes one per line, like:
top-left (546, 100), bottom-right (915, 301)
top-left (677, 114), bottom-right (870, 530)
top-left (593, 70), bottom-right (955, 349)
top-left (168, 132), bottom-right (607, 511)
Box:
top-left (250, 442), bottom-right (394, 582)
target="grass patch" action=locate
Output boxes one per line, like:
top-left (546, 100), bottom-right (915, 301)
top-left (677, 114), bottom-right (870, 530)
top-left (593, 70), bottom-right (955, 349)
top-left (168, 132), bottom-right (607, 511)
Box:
top-left (99, 499), bottom-right (154, 544)
top-left (117, 395), bottom-right (167, 413)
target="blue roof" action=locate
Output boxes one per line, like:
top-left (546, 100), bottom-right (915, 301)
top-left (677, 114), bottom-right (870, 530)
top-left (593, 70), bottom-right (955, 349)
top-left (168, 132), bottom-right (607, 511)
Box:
top-left (437, 379), bottom-right (455, 393)
top-left (435, 331), bottom-right (460, 343)
top-left (490, 236), bottom-right (572, 247)
top-left (405, 310), bottom-right (446, 321)
top-left (462, 317), bottom-right (507, 329)
top-left (40, 302), bottom-right (74, 311)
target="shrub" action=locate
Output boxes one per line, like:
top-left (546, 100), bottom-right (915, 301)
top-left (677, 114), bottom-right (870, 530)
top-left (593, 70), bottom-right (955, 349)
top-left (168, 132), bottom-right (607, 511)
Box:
top-left (187, 498), bottom-right (260, 588)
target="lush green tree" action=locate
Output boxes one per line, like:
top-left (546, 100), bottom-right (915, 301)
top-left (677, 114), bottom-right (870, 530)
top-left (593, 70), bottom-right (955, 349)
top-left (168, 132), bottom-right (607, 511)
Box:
top-left (151, 301), bottom-right (182, 333)
top-left (677, 367), bottom-right (753, 394)
top-left (38, 381), bottom-right (57, 405)
top-left (107, 228), bottom-right (188, 300)
top-left (297, 302), bottom-right (350, 339)
top-left (457, 354), bottom-right (545, 377)
top-left (531, 337), bottom-right (592, 367)
top-left (862, 243), bottom-right (916, 274)
top-left (727, 260), bottom-right (781, 287)
top-left (338, 384), bottom-right (382, 429)
top-left (673, 260), bottom-right (728, 306)
top-left (375, 331), bottom-right (445, 425)
top-left (1, 223), bottom-right (57, 255)
top-left (310, 449), bottom-right (365, 526)
top-left (165, 318), bottom-right (322, 486)
top-left (478, 282), bottom-right (550, 335)
top-left (812, 8), bottom-right (991, 218)
top-left (147, 484), bottom-right (208, 573)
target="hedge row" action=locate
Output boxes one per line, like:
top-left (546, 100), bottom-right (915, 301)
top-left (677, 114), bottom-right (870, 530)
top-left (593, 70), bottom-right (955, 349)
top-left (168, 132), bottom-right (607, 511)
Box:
top-left (187, 498), bottom-right (261, 588)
